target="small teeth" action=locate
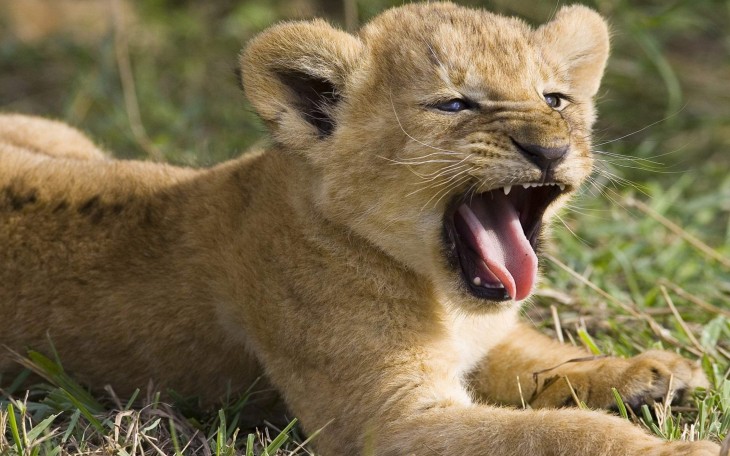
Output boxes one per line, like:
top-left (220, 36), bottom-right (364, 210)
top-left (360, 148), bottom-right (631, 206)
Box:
top-left (506, 183), bottom-right (566, 191)
top-left (472, 278), bottom-right (505, 289)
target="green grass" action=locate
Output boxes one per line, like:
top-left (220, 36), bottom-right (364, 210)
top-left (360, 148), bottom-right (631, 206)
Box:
top-left (1, 0), bottom-right (729, 454)
top-left (0, 352), bottom-right (310, 455)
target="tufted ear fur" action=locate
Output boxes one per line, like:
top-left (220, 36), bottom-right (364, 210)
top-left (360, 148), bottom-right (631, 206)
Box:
top-left (240, 20), bottom-right (363, 149)
top-left (535, 5), bottom-right (610, 98)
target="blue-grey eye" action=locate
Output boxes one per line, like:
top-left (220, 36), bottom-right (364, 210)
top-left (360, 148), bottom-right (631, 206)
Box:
top-left (436, 99), bottom-right (469, 112)
top-left (544, 93), bottom-right (563, 109)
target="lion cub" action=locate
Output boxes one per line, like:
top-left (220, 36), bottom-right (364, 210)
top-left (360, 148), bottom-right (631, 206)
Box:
top-left (0, 3), bottom-right (720, 455)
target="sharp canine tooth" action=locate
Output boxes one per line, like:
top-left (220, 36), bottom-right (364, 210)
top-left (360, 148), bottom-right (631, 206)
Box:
top-left (503, 185), bottom-right (511, 195)
top-left (473, 277), bottom-right (482, 286)
top-left (559, 184), bottom-right (565, 191)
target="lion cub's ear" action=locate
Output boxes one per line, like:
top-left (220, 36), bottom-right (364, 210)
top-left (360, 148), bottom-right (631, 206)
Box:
top-left (240, 20), bottom-right (363, 149)
top-left (535, 5), bottom-right (610, 98)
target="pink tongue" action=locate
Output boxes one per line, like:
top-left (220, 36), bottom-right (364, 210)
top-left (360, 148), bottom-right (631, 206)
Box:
top-left (457, 194), bottom-right (538, 301)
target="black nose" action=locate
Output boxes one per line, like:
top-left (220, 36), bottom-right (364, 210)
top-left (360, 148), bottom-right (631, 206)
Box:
top-left (512, 139), bottom-right (568, 171)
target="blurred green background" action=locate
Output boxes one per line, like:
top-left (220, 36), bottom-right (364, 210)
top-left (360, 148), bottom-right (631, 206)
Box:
top-left (1, 0), bottom-right (727, 173)
top-left (0, 0), bottom-right (728, 318)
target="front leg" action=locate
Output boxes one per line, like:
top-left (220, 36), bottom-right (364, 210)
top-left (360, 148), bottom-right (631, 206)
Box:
top-left (376, 405), bottom-right (721, 456)
top-left (265, 352), bottom-right (720, 455)
top-left (468, 323), bottom-right (708, 411)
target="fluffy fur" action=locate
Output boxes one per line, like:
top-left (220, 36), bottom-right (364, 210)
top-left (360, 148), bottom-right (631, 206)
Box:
top-left (0, 3), bottom-right (720, 455)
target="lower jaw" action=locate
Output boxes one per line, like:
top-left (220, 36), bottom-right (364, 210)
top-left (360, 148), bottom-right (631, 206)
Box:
top-left (449, 281), bottom-right (520, 314)
top-left (462, 274), bottom-right (511, 301)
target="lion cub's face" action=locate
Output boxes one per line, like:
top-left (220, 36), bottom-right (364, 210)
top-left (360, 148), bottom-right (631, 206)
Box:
top-left (242, 3), bottom-right (609, 311)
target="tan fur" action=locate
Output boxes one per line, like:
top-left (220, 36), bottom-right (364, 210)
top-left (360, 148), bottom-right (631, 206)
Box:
top-left (0, 4), bottom-right (720, 455)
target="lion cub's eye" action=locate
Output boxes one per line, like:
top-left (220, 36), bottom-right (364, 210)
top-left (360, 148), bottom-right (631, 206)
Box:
top-left (544, 93), bottom-right (566, 110)
top-left (435, 99), bottom-right (470, 113)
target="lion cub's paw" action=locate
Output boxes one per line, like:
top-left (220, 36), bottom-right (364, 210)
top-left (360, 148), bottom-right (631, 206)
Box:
top-left (618, 350), bottom-right (710, 409)
top-left (530, 350), bottom-right (708, 411)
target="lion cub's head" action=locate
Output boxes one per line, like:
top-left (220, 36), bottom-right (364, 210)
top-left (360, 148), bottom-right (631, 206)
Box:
top-left (241, 2), bottom-right (609, 311)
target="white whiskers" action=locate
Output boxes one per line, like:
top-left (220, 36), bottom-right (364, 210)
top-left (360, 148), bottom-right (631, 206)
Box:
top-left (382, 91), bottom-right (481, 210)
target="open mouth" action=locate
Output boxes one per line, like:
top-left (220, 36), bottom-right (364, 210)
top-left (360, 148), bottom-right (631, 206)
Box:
top-left (443, 183), bottom-right (568, 302)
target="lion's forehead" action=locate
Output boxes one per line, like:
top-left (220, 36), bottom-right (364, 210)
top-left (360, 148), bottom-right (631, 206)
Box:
top-left (363, 7), bottom-right (555, 98)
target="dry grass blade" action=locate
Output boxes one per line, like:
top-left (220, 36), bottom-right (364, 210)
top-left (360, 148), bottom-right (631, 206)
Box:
top-left (516, 376), bottom-right (527, 410)
top-left (564, 377), bottom-right (584, 409)
top-left (110, 0), bottom-right (163, 161)
top-left (141, 432), bottom-right (168, 456)
top-left (0, 408), bottom-right (8, 450)
top-left (659, 279), bottom-right (730, 319)
top-left (550, 305), bottom-right (565, 344)
top-left (626, 198), bottom-right (730, 270)
top-left (544, 254), bottom-right (643, 318)
top-left (545, 254), bottom-right (703, 357)
top-left (660, 286), bottom-right (706, 355)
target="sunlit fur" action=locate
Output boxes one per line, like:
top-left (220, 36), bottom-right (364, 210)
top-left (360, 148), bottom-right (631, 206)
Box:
top-left (0, 3), bottom-right (719, 455)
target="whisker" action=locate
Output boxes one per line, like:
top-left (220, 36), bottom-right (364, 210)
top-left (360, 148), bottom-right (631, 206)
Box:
top-left (592, 154), bottom-right (664, 167)
top-left (593, 108), bottom-right (684, 147)
top-left (554, 213), bottom-right (591, 247)
top-left (594, 167), bottom-right (649, 195)
top-left (593, 149), bottom-right (667, 164)
top-left (398, 162), bottom-right (470, 183)
top-left (592, 159), bottom-right (669, 173)
top-left (404, 164), bottom-right (472, 197)
top-left (422, 175), bottom-right (472, 211)
top-left (394, 150), bottom-right (468, 160)
top-left (435, 166), bottom-right (476, 186)
top-left (585, 178), bottom-right (633, 212)
top-left (413, 163), bottom-right (471, 181)
top-left (380, 157), bottom-right (463, 166)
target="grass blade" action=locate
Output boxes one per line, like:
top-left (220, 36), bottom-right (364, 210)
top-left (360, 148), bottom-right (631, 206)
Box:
top-left (577, 328), bottom-right (602, 355)
top-left (25, 412), bottom-right (60, 442)
top-left (7, 403), bottom-right (24, 454)
top-left (61, 409), bottom-right (80, 443)
top-left (169, 418), bottom-right (183, 456)
top-left (60, 388), bottom-right (104, 433)
top-left (612, 388), bottom-right (629, 420)
top-left (264, 418), bottom-right (298, 455)
top-left (246, 433), bottom-right (255, 456)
